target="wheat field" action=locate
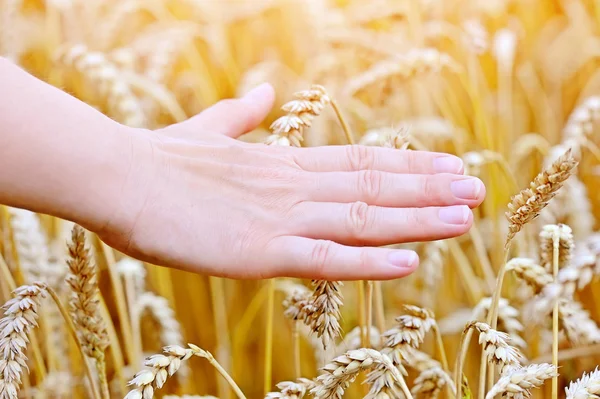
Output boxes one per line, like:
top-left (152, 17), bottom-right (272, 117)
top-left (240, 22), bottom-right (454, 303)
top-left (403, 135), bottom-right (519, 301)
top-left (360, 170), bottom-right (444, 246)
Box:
top-left (1, 0), bottom-right (600, 398)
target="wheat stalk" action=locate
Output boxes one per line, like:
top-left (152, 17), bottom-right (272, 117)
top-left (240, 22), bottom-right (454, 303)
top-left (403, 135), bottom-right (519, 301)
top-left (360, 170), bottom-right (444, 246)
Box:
top-left (266, 85), bottom-right (332, 147)
top-left (505, 149), bottom-right (578, 247)
top-left (540, 224), bottom-right (574, 271)
top-left (304, 280), bottom-right (343, 350)
top-left (411, 366), bottom-right (455, 398)
top-left (565, 367), bottom-right (600, 398)
top-left (473, 297), bottom-right (526, 348)
top-left (0, 283), bottom-right (47, 399)
top-left (55, 44), bottom-right (146, 127)
top-left (311, 348), bottom-right (407, 399)
top-left (265, 378), bottom-right (316, 399)
top-left (485, 363), bottom-right (557, 399)
top-left (344, 48), bottom-right (461, 96)
top-left (66, 225), bottom-right (110, 399)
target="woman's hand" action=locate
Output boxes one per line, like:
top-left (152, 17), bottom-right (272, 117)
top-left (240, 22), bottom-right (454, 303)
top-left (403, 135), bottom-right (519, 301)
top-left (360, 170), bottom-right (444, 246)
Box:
top-left (98, 83), bottom-right (486, 280)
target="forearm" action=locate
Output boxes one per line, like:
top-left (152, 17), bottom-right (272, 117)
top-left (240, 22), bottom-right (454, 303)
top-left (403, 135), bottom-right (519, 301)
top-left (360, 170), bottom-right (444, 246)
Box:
top-left (0, 57), bottom-right (133, 230)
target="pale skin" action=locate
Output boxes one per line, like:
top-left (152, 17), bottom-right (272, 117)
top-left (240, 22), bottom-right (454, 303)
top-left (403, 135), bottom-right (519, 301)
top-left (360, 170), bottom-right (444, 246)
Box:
top-left (0, 57), bottom-right (486, 280)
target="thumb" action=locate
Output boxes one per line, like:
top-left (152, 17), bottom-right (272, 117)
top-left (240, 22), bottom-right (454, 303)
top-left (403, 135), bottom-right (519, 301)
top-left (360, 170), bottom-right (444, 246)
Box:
top-left (195, 82), bottom-right (275, 138)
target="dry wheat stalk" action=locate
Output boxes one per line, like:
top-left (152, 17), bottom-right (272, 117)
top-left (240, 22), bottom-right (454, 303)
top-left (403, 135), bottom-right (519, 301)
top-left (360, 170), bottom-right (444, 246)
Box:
top-left (282, 286), bottom-right (311, 322)
top-left (565, 367), bottom-right (600, 398)
top-left (562, 96), bottom-right (600, 155)
top-left (124, 345), bottom-right (196, 399)
top-left (470, 322), bottom-right (524, 372)
top-left (557, 247), bottom-right (597, 297)
top-left (304, 280), bottom-right (343, 350)
top-left (418, 240), bottom-right (448, 299)
top-left (411, 366), bottom-right (455, 398)
top-left (116, 258), bottom-right (147, 296)
top-left (311, 348), bottom-right (404, 399)
top-left (345, 49), bottom-right (461, 96)
top-left (265, 378), bottom-right (316, 399)
top-left (538, 177), bottom-right (594, 240)
top-left (66, 225), bottom-right (109, 397)
top-left (136, 292), bottom-right (188, 382)
top-left (462, 19), bottom-right (489, 54)
top-left (359, 125), bottom-right (411, 149)
top-left (473, 297), bottom-right (526, 348)
top-left (505, 149), bottom-right (578, 247)
top-left (557, 299), bottom-right (600, 345)
top-left (0, 283), bottom-right (47, 399)
top-left (266, 85), bottom-right (331, 147)
top-left (485, 363), bottom-right (557, 399)
top-left (540, 224), bottom-right (574, 271)
top-left (506, 258), bottom-right (553, 294)
top-left (7, 208), bottom-right (57, 284)
top-left (55, 44), bottom-right (146, 127)
top-left (381, 305), bottom-right (435, 366)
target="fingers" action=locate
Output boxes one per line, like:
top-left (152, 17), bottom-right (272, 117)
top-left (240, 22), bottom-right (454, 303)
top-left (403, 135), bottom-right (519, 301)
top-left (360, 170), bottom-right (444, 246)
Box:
top-left (264, 236), bottom-right (419, 280)
top-left (306, 172), bottom-right (485, 208)
top-left (292, 145), bottom-right (464, 174)
top-left (289, 202), bottom-right (473, 246)
top-left (166, 83), bottom-right (275, 139)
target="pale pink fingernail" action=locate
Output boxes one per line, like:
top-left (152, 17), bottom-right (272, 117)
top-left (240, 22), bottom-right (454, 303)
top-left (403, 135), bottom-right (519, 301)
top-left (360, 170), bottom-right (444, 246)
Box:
top-left (388, 251), bottom-right (418, 268)
top-left (438, 205), bottom-right (470, 225)
top-left (451, 178), bottom-right (483, 200)
top-left (433, 156), bottom-right (463, 173)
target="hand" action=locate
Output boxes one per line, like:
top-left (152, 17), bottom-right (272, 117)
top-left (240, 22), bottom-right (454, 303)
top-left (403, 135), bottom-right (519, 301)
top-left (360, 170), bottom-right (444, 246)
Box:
top-left (98, 83), bottom-right (485, 280)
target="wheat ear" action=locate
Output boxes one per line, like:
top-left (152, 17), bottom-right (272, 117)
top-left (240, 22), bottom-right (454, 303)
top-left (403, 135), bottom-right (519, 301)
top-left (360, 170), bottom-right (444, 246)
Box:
top-left (565, 367), bottom-right (600, 398)
top-left (485, 363), bottom-right (557, 399)
top-left (265, 378), bottom-right (316, 399)
top-left (311, 348), bottom-right (407, 399)
top-left (0, 283), bottom-right (47, 399)
top-left (66, 225), bottom-right (110, 399)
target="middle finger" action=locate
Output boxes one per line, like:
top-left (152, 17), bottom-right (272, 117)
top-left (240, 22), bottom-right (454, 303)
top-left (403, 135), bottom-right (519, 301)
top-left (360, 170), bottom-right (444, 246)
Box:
top-left (305, 171), bottom-right (485, 208)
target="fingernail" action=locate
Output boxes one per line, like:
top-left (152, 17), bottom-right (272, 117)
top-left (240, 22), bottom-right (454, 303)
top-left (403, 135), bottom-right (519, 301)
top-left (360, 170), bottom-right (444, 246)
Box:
top-left (388, 251), bottom-right (418, 268)
top-left (451, 178), bottom-right (482, 200)
top-left (438, 205), bottom-right (470, 225)
top-left (242, 82), bottom-right (272, 102)
top-left (433, 156), bottom-right (463, 173)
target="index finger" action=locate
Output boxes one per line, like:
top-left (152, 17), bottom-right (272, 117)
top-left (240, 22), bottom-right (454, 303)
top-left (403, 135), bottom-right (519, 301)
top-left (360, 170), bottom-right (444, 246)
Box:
top-left (291, 145), bottom-right (465, 174)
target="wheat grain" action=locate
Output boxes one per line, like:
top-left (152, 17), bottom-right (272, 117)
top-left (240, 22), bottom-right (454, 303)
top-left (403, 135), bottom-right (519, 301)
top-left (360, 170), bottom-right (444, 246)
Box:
top-left (311, 348), bottom-right (403, 399)
top-left (558, 299), bottom-right (600, 345)
top-left (470, 322), bottom-right (524, 372)
top-left (505, 148), bottom-right (578, 247)
top-left (265, 378), bottom-right (316, 399)
top-left (66, 225), bottom-right (109, 398)
top-left (485, 363), bottom-right (557, 399)
top-left (539, 224), bottom-right (574, 271)
top-left (304, 280), bottom-right (343, 350)
top-left (266, 85), bottom-right (331, 147)
top-left (345, 49), bottom-right (461, 96)
top-left (565, 367), bottom-right (600, 398)
top-left (55, 44), bottom-right (146, 127)
top-left (411, 366), bottom-right (455, 398)
top-left (562, 96), bottom-right (600, 155)
top-left (116, 258), bottom-right (147, 296)
top-left (473, 297), bottom-right (526, 348)
top-left (506, 258), bottom-right (553, 294)
top-left (381, 305), bottom-right (435, 366)
top-left (359, 125), bottom-right (411, 149)
top-left (0, 282), bottom-right (47, 399)
top-left (124, 345), bottom-right (195, 399)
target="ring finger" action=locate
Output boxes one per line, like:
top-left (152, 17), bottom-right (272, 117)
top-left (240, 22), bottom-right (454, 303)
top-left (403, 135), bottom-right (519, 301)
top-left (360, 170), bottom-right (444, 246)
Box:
top-left (289, 202), bottom-right (473, 246)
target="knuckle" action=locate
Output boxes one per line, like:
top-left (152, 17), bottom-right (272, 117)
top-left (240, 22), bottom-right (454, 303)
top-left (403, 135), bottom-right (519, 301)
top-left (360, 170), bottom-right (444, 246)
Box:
top-left (309, 240), bottom-right (336, 277)
top-left (404, 150), bottom-right (420, 174)
top-left (420, 175), bottom-right (445, 204)
top-left (346, 145), bottom-right (375, 171)
top-left (346, 201), bottom-right (373, 240)
top-left (358, 170), bottom-right (383, 201)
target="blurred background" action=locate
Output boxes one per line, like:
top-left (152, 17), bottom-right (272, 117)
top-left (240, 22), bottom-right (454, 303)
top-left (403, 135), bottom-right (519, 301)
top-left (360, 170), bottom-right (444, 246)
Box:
top-left (1, 0), bottom-right (600, 398)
